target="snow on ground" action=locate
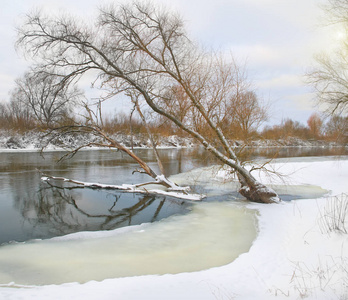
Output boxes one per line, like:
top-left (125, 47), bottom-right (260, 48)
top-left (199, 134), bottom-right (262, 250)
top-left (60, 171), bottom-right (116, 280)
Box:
top-left (0, 157), bottom-right (347, 299)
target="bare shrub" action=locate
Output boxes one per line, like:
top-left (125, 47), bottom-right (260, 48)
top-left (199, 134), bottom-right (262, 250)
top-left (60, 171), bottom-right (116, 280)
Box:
top-left (289, 256), bottom-right (348, 299)
top-left (318, 193), bottom-right (348, 235)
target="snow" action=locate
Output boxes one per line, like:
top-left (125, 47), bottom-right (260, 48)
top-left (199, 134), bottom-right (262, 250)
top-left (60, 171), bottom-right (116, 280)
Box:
top-left (0, 157), bottom-right (348, 299)
top-left (41, 175), bottom-right (205, 201)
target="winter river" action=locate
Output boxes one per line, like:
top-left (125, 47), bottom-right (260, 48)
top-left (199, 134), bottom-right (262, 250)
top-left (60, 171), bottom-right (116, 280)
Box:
top-left (0, 146), bottom-right (346, 285)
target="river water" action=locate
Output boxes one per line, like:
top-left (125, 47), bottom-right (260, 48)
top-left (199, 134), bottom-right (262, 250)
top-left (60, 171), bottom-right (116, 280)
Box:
top-left (0, 148), bottom-right (206, 245)
top-left (0, 146), bottom-right (346, 285)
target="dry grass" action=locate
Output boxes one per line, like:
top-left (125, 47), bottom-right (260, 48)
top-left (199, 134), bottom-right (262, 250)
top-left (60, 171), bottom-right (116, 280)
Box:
top-left (289, 256), bottom-right (348, 299)
top-left (318, 193), bottom-right (348, 235)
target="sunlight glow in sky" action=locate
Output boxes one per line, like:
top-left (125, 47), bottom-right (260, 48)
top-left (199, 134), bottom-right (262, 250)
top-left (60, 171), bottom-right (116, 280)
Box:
top-left (0, 0), bottom-right (341, 125)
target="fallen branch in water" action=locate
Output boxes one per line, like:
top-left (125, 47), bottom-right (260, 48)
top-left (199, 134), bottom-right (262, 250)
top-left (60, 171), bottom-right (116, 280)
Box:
top-left (40, 173), bottom-right (205, 201)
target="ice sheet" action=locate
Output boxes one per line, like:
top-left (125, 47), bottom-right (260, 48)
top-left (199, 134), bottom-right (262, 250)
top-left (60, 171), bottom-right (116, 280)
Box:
top-left (0, 202), bottom-right (257, 285)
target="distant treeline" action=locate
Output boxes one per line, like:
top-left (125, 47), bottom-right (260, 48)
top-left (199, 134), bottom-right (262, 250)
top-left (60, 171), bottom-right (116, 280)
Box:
top-left (0, 100), bottom-right (347, 144)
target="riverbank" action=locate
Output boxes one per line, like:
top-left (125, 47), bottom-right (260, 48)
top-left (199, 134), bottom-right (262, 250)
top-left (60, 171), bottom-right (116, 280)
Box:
top-left (0, 129), bottom-right (345, 151)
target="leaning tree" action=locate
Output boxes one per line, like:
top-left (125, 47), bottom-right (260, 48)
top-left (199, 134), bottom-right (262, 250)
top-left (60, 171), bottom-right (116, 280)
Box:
top-left (17, 1), bottom-right (280, 203)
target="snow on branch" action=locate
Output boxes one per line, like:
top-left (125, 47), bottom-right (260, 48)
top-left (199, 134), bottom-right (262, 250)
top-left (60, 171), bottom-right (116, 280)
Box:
top-left (41, 174), bottom-right (205, 201)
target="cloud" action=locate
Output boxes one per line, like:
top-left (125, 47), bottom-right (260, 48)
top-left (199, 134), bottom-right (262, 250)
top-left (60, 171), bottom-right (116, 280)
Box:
top-left (0, 74), bottom-right (16, 102)
top-left (288, 93), bottom-right (316, 111)
top-left (229, 44), bottom-right (283, 68)
top-left (258, 74), bottom-right (304, 90)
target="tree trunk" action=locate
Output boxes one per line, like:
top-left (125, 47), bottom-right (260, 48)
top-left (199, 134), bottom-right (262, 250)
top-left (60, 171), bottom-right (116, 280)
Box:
top-left (235, 171), bottom-right (279, 203)
top-left (239, 180), bottom-right (280, 204)
top-left (132, 95), bottom-right (166, 176)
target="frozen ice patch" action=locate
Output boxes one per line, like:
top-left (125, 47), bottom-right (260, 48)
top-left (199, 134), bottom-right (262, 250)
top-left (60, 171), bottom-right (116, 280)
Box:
top-left (0, 202), bottom-right (257, 285)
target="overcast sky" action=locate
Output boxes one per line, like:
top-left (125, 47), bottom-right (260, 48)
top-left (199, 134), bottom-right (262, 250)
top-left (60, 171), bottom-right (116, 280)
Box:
top-left (0, 0), bottom-right (342, 125)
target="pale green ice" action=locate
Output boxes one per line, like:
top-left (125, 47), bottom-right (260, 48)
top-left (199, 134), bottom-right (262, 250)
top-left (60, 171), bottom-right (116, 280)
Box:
top-left (0, 202), bottom-right (257, 285)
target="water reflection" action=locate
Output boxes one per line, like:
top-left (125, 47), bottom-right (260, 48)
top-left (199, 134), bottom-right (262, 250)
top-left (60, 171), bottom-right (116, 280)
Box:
top-left (0, 149), bottom-right (198, 244)
top-left (248, 146), bottom-right (347, 160)
top-left (189, 145), bottom-right (348, 164)
top-left (2, 178), bottom-right (191, 244)
top-left (17, 182), bottom-right (185, 238)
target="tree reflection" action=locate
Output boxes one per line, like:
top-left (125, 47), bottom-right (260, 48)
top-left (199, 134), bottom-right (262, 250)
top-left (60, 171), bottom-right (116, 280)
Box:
top-left (14, 181), bottom-right (185, 241)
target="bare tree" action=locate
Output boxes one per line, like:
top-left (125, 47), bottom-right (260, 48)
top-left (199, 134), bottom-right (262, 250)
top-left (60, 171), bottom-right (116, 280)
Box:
top-left (159, 59), bottom-right (267, 141)
top-left (324, 114), bottom-right (348, 143)
top-left (224, 91), bottom-right (268, 140)
top-left (129, 92), bottom-right (166, 176)
top-left (17, 1), bottom-right (280, 203)
top-left (307, 0), bottom-right (348, 116)
top-left (11, 71), bottom-right (82, 127)
top-left (307, 52), bottom-right (348, 115)
top-left (324, 0), bottom-right (348, 24)
top-left (307, 112), bottom-right (323, 139)
top-left (0, 96), bottom-right (35, 131)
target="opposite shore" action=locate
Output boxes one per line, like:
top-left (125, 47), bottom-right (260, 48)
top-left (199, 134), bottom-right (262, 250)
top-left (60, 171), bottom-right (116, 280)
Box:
top-left (0, 130), bottom-right (346, 152)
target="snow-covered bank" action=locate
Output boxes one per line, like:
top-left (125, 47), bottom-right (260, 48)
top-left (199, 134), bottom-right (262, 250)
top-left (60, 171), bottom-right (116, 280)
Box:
top-left (0, 157), bottom-right (347, 299)
top-left (0, 130), bottom-right (195, 151)
top-left (0, 129), bottom-right (345, 152)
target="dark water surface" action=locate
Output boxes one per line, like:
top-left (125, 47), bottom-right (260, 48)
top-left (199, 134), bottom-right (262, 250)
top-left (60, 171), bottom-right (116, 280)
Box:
top-left (0, 148), bottom-right (209, 245)
top-left (0, 146), bottom-right (346, 244)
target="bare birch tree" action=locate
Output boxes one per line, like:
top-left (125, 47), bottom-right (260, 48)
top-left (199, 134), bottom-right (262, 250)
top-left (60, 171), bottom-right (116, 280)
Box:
top-left (17, 1), bottom-right (280, 203)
